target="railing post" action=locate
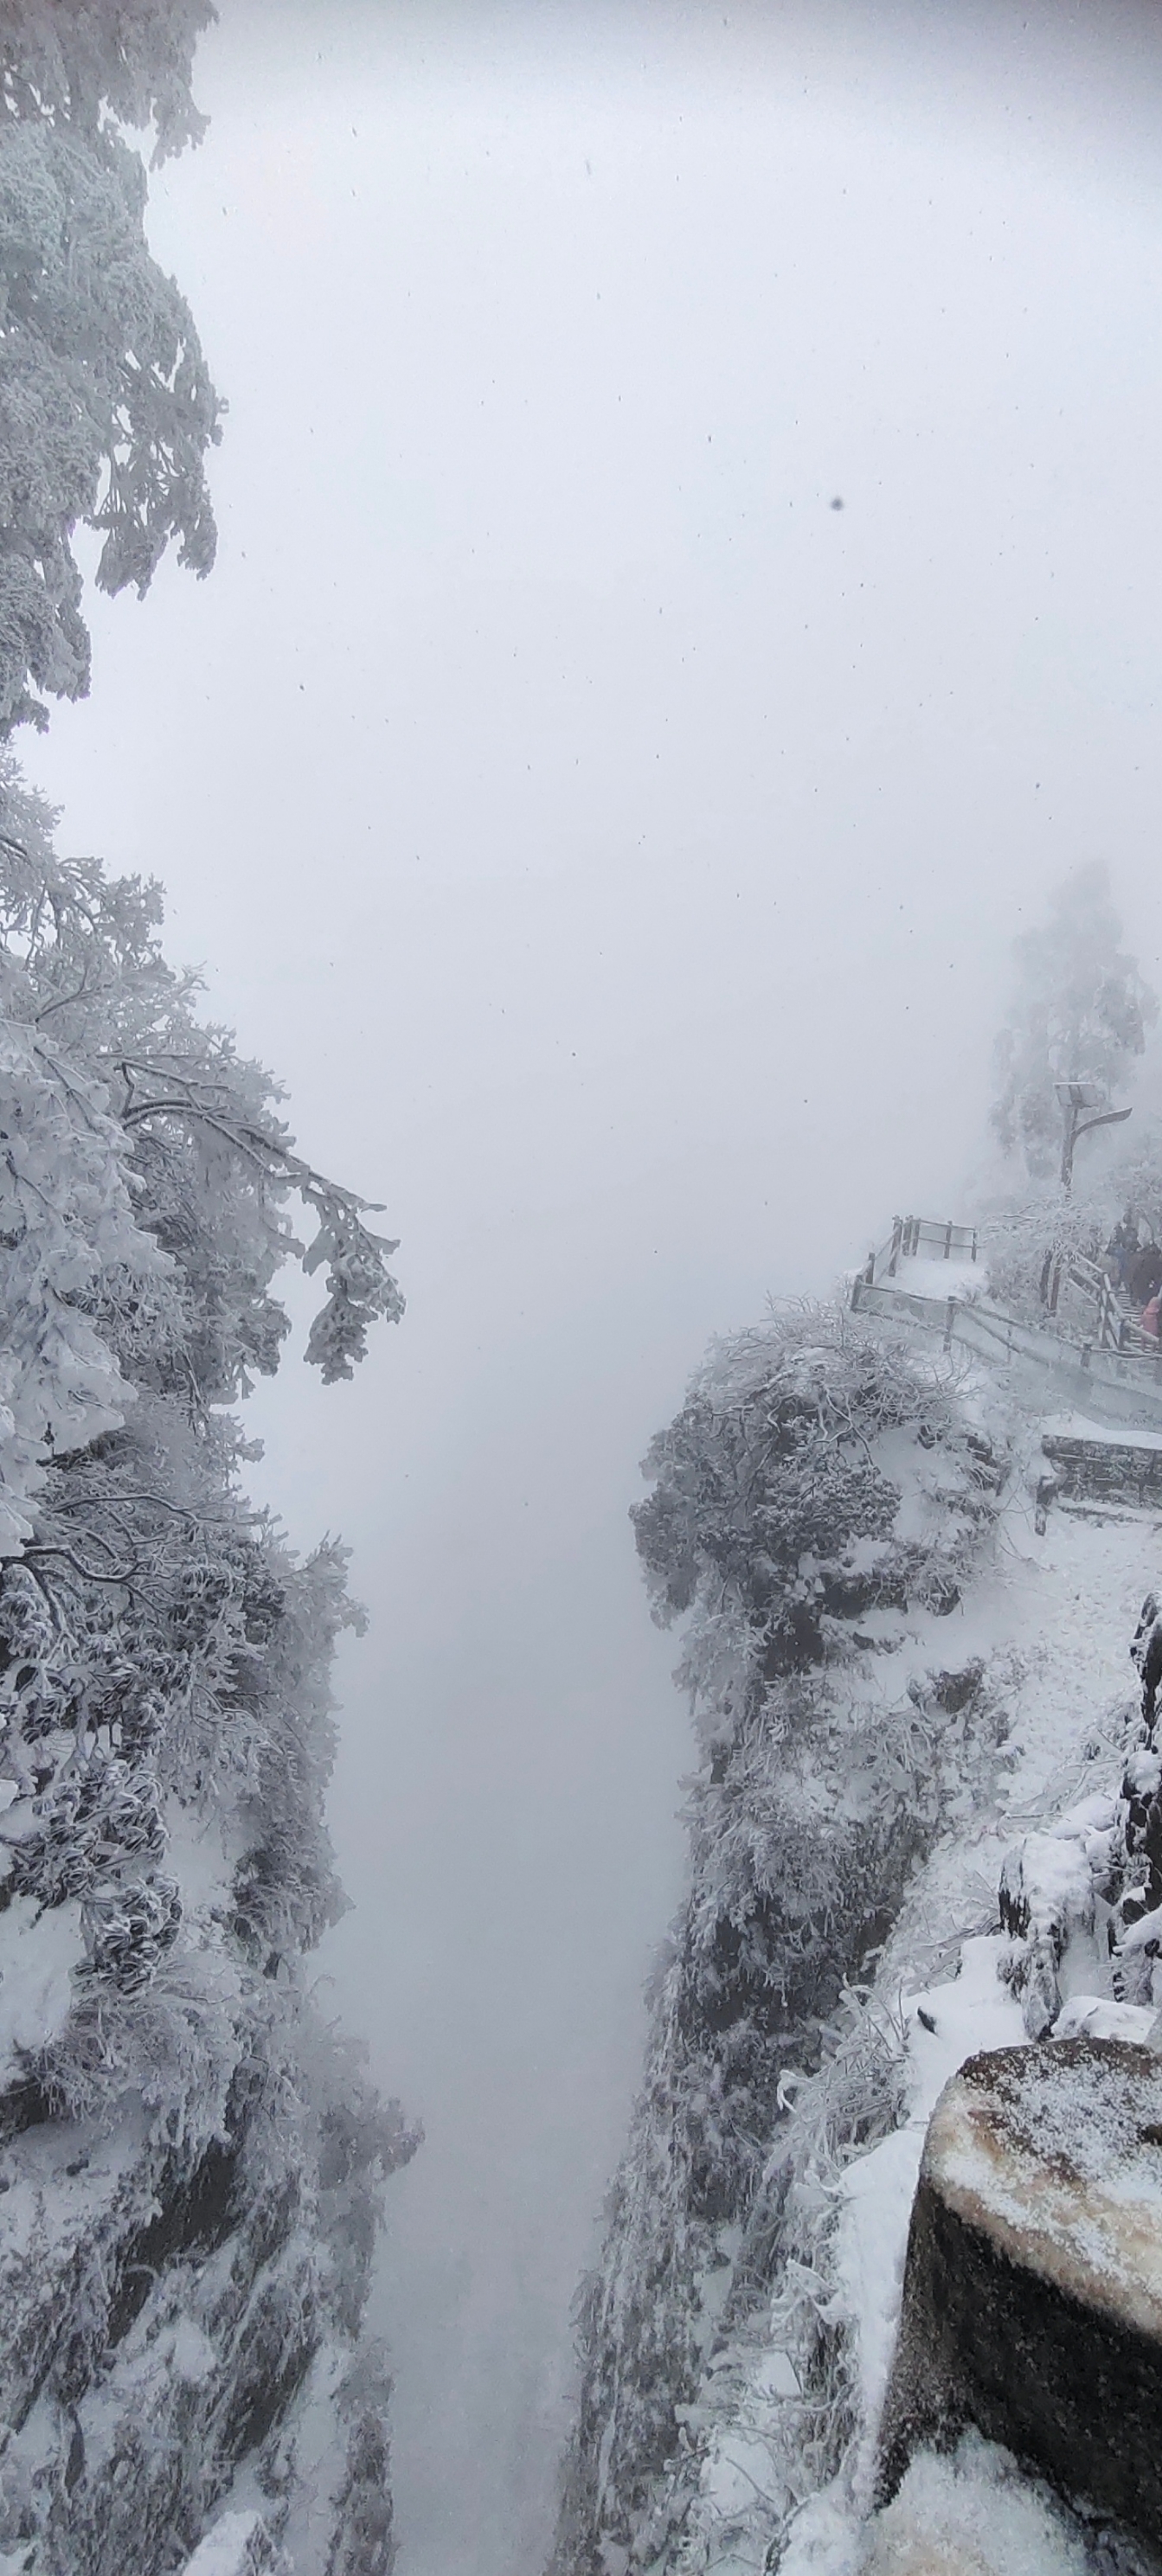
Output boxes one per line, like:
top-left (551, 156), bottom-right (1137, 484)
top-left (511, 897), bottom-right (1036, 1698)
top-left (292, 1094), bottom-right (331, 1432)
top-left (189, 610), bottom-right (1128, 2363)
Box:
top-left (971, 1229), bottom-right (978, 1265)
top-left (944, 1221), bottom-right (953, 1259)
top-left (888, 1217), bottom-right (902, 1279)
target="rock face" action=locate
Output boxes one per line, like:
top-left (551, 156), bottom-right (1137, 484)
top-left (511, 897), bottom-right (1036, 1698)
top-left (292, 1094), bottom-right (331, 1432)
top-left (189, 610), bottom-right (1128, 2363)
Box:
top-left (877, 2038), bottom-right (1162, 2544)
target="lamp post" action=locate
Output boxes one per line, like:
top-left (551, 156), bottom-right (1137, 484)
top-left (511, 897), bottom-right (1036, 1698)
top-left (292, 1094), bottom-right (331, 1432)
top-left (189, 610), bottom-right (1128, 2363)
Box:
top-left (1055, 1080), bottom-right (1132, 1193)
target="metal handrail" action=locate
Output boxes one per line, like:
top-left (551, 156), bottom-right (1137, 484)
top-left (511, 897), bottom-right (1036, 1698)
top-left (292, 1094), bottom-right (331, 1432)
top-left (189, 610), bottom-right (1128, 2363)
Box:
top-left (850, 1273), bottom-right (1162, 1430)
top-left (861, 1214), bottom-right (979, 1289)
top-left (862, 1212), bottom-right (1157, 1360)
top-left (1047, 1246), bottom-right (1157, 1355)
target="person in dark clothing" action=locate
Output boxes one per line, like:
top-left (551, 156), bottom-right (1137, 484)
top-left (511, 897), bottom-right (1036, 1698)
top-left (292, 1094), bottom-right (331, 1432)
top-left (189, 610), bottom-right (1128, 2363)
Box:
top-left (1107, 1213), bottom-right (1140, 1288)
top-left (1130, 1245), bottom-right (1162, 1305)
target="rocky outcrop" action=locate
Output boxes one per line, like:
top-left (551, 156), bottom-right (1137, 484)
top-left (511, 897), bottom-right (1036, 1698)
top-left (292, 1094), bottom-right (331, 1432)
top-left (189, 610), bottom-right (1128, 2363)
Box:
top-left (877, 2039), bottom-right (1162, 2548)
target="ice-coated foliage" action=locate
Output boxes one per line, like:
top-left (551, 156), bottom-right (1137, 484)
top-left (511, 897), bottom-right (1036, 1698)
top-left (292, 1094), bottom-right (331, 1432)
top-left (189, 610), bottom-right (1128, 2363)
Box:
top-left (0, 769), bottom-right (413, 2573)
top-left (1, 0), bottom-right (215, 158)
top-left (550, 1310), bottom-right (1009, 2576)
top-left (976, 1189), bottom-right (1112, 1325)
top-left (0, 756), bottom-right (403, 1409)
top-left (990, 864), bottom-right (1157, 1181)
top-left (0, 0), bottom-right (221, 732)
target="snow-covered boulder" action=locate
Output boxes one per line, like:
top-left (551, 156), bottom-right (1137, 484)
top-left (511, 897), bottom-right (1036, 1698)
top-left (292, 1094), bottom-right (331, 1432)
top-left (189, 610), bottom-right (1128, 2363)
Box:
top-left (877, 2038), bottom-right (1162, 2546)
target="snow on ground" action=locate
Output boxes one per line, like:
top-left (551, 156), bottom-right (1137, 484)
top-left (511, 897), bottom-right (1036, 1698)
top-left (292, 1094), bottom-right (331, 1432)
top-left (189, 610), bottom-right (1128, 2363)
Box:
top-left (861, 2434), bottom-right (1098, 2576)
top-left (1042, 1413), bottom-right (1162, 1452)
top-left (177, 2512), bottom-right (276, 2576)
top-left (887, 1255), bottom-right (989, 1305)
top-left (831, 1938), bottom-right (1025, 2511)
top-left (0, 1893), bottom-right (81, 2076)
top-left (777, 2433), bottom-right (1101, 2575)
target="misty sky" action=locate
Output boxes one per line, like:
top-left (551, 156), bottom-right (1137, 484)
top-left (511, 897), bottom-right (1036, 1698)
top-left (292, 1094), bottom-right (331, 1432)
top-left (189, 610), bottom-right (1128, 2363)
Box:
top-left (21, 4), bottom-right (1162, 2569)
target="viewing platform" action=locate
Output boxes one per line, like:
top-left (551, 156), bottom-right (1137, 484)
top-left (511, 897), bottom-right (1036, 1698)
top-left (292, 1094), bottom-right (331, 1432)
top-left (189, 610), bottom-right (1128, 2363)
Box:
top-left (851, 1215), bottom-right (1162, 1435)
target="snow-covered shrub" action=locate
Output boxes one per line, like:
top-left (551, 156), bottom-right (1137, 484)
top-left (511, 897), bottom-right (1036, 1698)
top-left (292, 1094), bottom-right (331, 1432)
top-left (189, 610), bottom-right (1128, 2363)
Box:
top-left (998, 1810), bottom-right (1115, 2037)
top-left (7, 1752), bottom-right (165, 1905)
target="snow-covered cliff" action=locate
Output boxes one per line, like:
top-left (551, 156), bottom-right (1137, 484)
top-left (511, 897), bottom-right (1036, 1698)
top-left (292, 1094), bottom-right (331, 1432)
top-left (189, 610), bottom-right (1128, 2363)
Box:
top-left (549, 1289), bottom-right (1162, 2576)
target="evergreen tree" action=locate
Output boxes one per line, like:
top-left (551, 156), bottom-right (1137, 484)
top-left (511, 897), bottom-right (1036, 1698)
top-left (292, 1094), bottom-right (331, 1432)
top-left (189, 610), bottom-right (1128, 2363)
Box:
top-left (990, 863), bottom-right (1157, 1181)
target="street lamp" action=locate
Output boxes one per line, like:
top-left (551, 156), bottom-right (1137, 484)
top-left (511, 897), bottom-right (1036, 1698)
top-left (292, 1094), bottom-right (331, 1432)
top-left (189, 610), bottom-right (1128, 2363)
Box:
top-left (1055, 1080), bottom-right (1132, 1192)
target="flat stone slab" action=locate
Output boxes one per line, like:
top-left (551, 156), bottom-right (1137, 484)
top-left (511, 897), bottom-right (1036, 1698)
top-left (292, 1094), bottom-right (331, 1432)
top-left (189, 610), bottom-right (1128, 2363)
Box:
top-left (877, 2039), bottom-right (1162, 2543)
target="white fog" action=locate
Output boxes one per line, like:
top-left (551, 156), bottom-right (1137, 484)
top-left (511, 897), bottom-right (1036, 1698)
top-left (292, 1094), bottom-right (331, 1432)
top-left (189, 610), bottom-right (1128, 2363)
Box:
top-left (16, 5), bottom-right (1162, 2572)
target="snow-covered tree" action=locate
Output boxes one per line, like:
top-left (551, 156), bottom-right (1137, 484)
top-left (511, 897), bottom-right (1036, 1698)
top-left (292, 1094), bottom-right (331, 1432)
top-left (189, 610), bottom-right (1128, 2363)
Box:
top-left (2, 1), bottom-right (213, 153)
top-left (0, 10), bottom-right (412, 2559)
top-left (0, 763), bottom-right (412, 2574)
top-left (990, 864), bottom-right (1157, 1181)
top-left (0, 0), bottom-right (221, 732)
